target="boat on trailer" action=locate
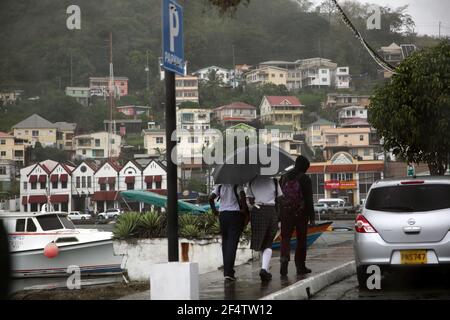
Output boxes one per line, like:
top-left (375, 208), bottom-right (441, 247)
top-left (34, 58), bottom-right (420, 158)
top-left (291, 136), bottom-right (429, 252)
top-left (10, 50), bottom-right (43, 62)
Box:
top-left (0, 209), bottom-right (123, 278)
top-left (272, 221), bottom-right (333, 249)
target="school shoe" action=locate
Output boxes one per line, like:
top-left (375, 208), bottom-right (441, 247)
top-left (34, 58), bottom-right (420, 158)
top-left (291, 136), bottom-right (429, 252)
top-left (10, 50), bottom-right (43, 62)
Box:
top-left (259, 269), bottom-right (272, 281)
top-left (280, 258), bottom-right (289, 276)
top-left (297, 266), bottom-right (312, 275)
top-left (224, 276), bottom-right (237, 282)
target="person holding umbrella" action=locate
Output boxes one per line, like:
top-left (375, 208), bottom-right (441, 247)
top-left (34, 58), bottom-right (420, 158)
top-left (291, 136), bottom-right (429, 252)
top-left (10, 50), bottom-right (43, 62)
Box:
top-left (247, 176), bottom-right (283, 281)
top-left (209, 184), bottom-right (248, 282)
top-left (279, 155), bottom-right (315, 276)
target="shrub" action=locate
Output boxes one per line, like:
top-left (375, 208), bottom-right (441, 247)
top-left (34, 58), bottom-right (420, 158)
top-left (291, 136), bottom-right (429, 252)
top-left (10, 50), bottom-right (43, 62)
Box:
top-left (113, 212), bottom-right (142, 240)
top-left (138, 212), bottom-right (165, 238)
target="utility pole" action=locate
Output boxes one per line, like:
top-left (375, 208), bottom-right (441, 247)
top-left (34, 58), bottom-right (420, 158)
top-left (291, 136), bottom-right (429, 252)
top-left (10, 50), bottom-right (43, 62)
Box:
top-left (145, 50), bottom-right (150, 92)
top-left (232, 45), bottom-right (236, 88)
top-left (439, 21), bottom-right (441, 39)
top-left (108, 32), bottom-right (114, 159)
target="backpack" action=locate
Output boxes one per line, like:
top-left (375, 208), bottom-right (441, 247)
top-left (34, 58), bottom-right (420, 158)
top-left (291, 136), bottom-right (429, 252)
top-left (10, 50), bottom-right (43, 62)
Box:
top-left (279, 174), bottom-right (304, 215)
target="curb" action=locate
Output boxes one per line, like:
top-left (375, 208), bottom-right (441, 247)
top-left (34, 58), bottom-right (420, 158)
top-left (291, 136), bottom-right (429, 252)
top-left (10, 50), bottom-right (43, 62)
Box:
top-left (260, 261), bottom-right (356, 300)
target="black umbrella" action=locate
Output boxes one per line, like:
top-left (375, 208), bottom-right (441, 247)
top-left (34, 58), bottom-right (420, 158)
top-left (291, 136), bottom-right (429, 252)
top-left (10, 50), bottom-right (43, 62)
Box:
top-left (212, 144), bottom-right (295, 185)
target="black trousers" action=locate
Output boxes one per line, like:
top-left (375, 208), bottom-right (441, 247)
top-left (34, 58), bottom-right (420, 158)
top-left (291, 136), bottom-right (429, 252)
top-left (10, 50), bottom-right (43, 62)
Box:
top-left (219, 211), bottom-right (244, 277)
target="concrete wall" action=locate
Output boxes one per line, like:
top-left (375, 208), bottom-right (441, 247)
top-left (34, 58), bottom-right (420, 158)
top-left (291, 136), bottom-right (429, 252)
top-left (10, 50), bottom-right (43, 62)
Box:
top-left (113, 238), bottom-right (253, 281)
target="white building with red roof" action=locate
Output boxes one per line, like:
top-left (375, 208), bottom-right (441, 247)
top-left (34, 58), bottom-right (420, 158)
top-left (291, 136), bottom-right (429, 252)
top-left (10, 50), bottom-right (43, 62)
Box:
top-left (213, 102), bottom-right (257, 126)
top-left (259, 96), bottom-right (305, 131)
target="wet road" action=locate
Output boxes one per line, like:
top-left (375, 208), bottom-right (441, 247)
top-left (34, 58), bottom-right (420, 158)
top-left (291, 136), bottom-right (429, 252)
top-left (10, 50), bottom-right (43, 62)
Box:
top-left (313, 268), bottom-right (450, 300)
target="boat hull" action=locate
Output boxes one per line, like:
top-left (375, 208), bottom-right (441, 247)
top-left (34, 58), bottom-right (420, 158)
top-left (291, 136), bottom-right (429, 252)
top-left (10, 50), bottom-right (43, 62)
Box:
top-left (11, 239), bottom-right (123, 278)
top-left (272, 221), bottom-right (332, 249)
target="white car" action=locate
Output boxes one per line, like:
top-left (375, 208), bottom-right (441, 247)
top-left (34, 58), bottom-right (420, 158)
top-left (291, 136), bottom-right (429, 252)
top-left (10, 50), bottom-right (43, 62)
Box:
top-left (97, 208), bottom-right (123, 220)
top-left (68, 211), bottom-right (92, 221)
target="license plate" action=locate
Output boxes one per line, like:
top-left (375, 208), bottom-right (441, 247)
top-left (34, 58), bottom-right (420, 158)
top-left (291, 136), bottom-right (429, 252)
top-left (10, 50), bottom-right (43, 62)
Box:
top-left (400, 250), bottom-right (427, 265)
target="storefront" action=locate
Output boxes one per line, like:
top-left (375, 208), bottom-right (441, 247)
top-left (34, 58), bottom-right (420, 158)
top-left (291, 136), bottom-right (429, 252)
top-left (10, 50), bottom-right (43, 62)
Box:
top-left (307, 152), bottom-right (384, 206)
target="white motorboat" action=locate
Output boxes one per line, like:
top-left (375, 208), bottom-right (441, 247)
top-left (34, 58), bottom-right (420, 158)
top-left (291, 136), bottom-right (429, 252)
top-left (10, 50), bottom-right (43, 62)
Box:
top-left (0, 208), bottom-right (123, 278)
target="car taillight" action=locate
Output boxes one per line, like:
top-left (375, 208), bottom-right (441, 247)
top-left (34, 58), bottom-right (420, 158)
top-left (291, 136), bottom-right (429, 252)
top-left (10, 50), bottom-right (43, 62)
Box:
top-left (355, 214), bottom-right (377, 233)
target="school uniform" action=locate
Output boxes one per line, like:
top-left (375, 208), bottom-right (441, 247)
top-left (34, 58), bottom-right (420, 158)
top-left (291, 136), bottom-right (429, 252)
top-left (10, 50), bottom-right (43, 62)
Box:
top-left (211, 184), bottom-right (245, 278)
top-left (246, 176), bottom-right (283, 251)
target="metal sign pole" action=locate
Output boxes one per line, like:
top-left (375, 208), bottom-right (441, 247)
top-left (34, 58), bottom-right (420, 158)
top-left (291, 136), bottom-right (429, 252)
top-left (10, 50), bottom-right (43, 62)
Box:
top-left (165, 70), bottom-right (179, 262)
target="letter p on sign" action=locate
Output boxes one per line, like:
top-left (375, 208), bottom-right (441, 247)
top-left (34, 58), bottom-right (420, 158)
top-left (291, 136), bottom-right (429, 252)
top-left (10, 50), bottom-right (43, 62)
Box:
top-left (169, 4), bottom-right (179, 52)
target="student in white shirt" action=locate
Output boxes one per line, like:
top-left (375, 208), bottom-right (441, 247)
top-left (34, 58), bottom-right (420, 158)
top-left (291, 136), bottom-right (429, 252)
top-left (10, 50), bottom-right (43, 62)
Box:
top-left (209, 184), bottom-right (248, 282)
top-left (246, 176), bottom-right (283, 281)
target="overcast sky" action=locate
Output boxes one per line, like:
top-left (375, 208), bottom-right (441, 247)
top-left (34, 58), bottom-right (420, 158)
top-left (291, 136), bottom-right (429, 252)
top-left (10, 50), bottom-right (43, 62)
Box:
top-left (311, 0), bottom-right (450, 36)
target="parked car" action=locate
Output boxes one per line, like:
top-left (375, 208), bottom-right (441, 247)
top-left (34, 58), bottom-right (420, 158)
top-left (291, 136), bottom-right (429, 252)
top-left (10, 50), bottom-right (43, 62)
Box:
top-left (314, 203), bottom-right (331, 215)
top-left (97, 208), bottom-right (123, 220)
top-left (329, 202), bottom-right (356, 214)
top-left (318, 199), bottom-right (355, 214)
top-left (68, 211), bottom-right (92, 221)
top-left (354, 177), bottom-right (450, 288)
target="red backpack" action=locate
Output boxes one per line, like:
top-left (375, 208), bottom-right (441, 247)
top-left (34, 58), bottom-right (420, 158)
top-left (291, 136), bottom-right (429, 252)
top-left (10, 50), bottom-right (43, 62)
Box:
top-left (280, 174), bottom-right (305, 215)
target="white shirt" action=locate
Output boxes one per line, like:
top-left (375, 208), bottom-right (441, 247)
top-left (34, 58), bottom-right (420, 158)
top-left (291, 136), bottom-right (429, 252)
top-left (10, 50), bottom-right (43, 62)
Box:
top-left (211, 184), bottom-right (243, 212)
top-left (246, 176), bottom-right (283, 205)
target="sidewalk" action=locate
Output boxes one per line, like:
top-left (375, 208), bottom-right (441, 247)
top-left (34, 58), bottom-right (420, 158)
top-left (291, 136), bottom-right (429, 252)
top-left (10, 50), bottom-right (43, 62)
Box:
top-left (119, 230), bottom-right (354, 300)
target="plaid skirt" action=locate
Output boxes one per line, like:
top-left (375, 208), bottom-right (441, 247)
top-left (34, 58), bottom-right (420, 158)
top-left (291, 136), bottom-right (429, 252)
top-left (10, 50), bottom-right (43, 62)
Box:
top-left (250, 205), bottom-right (279, 251)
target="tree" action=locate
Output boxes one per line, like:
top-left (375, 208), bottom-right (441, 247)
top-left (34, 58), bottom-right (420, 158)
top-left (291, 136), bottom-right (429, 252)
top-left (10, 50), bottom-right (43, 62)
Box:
top-left (369, 41), bottom-right (450, 175)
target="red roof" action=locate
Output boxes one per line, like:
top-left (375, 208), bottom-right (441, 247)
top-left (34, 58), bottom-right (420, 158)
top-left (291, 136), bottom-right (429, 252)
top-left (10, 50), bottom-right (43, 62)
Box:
top-left (265, 96), bottom-right (302, 107)
top-left (0, 132), bottom-right (13, 138)
top-left (216, 102), bottom-right (256, 110)
top-left (357, 163), bottom-right (384, 172)
top-left (325, 165), bottom-right (357, 173)
top-left (91, 191), bottom-right (120, 202)
top-left (50, 194), bottom-right (69, 203)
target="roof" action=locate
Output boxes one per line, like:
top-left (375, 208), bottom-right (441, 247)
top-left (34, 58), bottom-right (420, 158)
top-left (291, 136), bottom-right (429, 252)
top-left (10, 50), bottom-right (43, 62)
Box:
top-left (0, 131), bottom-right (13, 138)
top-left (264, 96), bottom-right (302, 107)
top-left (215, 102), bottom-right (256, 110)
top-left (323, 127), bottom-right (371, 134)
top-left (13, 114), bottom-right (57, 129)
top-left (89, 76), bottom-right (129, 81)
top-left (309, 119), bottom-right (336, 126)
top-left (54, 122), bottom-right (77, 131)
top-left (104, 119), bottom-right (143, 124)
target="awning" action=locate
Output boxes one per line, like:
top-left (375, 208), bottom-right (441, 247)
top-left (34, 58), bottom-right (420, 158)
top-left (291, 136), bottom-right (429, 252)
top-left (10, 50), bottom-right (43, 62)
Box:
top-left (50, 175), bottom-right (59, 183)
top-left (120, 190), bottom-right (206, 213)
top-left (50, 194), bottom-right (69, 203)
top-left (60, 174), bottom-right (68, 182)
top-left (154, 175), bottom-right (162, 182)
top-left (92, 191), bottom-right (120, 202)
top-left (98, 177), bottom-right (107, 184)
top-left (28, 195), bottom-right (48, 204)
top-left (39, 175), bottom-right (47, 183)
top-left (107, 177), bottom-right (116, 184)
top-left (125, 176), bottom-right (135, 184)
top-left (29, 175), bottom-right (37, 183)
top-left (22, 196), bottom-right (27, 205)
top-left (145, 176), bottom-right (153, 183)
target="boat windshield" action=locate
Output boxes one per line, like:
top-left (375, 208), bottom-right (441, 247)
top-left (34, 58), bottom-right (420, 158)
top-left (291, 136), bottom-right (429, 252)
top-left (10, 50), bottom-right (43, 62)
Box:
top-left (36, 214), bottom-right (75, 231)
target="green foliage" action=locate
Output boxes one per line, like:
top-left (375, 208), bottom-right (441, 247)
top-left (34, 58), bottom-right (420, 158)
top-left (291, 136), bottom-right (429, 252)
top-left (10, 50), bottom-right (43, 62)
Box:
top-left (369, 41), bottom-right (450, 175)
top-left (31, 142), bottom-right (70, 163)
top-left (180, 224), bottom-right (201, 239)
top-left (113, 212), bottom-right (142, 240)
top-left (139, 211), bottom-right (165, 238)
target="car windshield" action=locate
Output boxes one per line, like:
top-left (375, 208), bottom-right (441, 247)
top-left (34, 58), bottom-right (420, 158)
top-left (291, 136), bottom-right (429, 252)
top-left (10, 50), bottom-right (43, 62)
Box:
top-left (366, 184), bottom-right (450, 212)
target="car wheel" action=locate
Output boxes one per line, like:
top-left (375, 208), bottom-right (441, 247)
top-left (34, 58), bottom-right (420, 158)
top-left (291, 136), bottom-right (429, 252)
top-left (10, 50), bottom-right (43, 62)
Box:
top-left (81, 217), bottom-right (86, 220)
top-left (320, 210), bottom-right (326, 215)
top-left (357, 266), bottom-right (370, 290)
top-left (98, 215), bottom-right (105, 221)
top-left (113, 215), bottom-right (119, 220)
top-left (344, 209), bottom-right (348, 214)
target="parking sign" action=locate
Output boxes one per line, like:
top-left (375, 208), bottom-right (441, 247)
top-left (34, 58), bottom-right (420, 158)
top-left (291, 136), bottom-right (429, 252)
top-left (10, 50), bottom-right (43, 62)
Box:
top-left (162, 0), bottom-right (184, 76)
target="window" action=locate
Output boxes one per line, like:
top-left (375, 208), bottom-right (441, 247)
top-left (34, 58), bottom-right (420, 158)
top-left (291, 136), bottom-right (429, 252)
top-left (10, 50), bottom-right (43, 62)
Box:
top-left (313, 125), bottom-right (320, 131)
top-left (360, 135), bottom-right (364, 141)
top-left (366, 185), bottom-right (450, 212)
top-left (87, 176), bottom-right (92, 188)
top-left (23, 182), bottom-right (27, 190)
top-left (95, 139), bottom-right (100, 147)
top-left (26, 218), bottom-right (37, 232)
top-left (40, 182), bottom-right (46, 189)
top-left (61, 181), bottom-right (67, 189)
top-left (0, 166), bottom-right (6, 175)
top-left (16, 219), bottom-right (25, 232)
top-left (280, 74), bottom-right (284, 78)
top-left (109, 183), bottom-right (115, 190)
top-left (100, 183), bottom-right (107, 191)
top-left (76, 177), bottom-right (80, 188)
top-left (127, 183), bottom-right (134, 190)
top-left (32, 130), bottom-right (39, 137)
top-left (82, 176), bottom-right (86, 188)
top-left (156, 137), bottom-right (164, 144)
top-left (146, 182), bottom-right (153, 189)
top-left (111, 139), bottom-right (115, 144)
top-left (271, 74), bottom-right (275, 78)
top-left (155, 181), bottom-right (162, 189)
top-left (322, 78), bottom-right (327, 82)
top-left (37, 215), bottom-right (63, 231)
top-left (0, 151), bottom-right (5, 157)
top-left (0, 140), bottom-right (5, 145)
top-left (52, 181), bottom-right (58, 189)
top-left (31, 182), bottom-right (37, 190)
top-left (364, 148), bottom-right (371, 156)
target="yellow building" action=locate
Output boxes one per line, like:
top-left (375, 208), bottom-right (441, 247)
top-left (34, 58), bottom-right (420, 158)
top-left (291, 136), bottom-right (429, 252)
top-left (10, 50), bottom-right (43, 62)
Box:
top-left (0, 132), bottom-right (29, 166)
top-left (322, 127), bottom-right (380, 161)
top-left (245, 66), bottom-right (288, 87)
top-left (12, 114), bottom-right (76, 151)
top-left (259, 96), bottom-right (304, 131)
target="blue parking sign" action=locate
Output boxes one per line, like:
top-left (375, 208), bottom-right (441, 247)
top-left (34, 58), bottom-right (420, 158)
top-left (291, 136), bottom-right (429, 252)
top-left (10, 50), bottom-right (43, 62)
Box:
top-left (162, 0), bottom-right (184, 76)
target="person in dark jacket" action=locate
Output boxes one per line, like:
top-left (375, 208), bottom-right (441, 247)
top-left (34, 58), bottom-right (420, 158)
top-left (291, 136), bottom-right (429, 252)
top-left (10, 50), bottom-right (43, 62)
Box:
top-left (279, 155), bottom-right (315, 276)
